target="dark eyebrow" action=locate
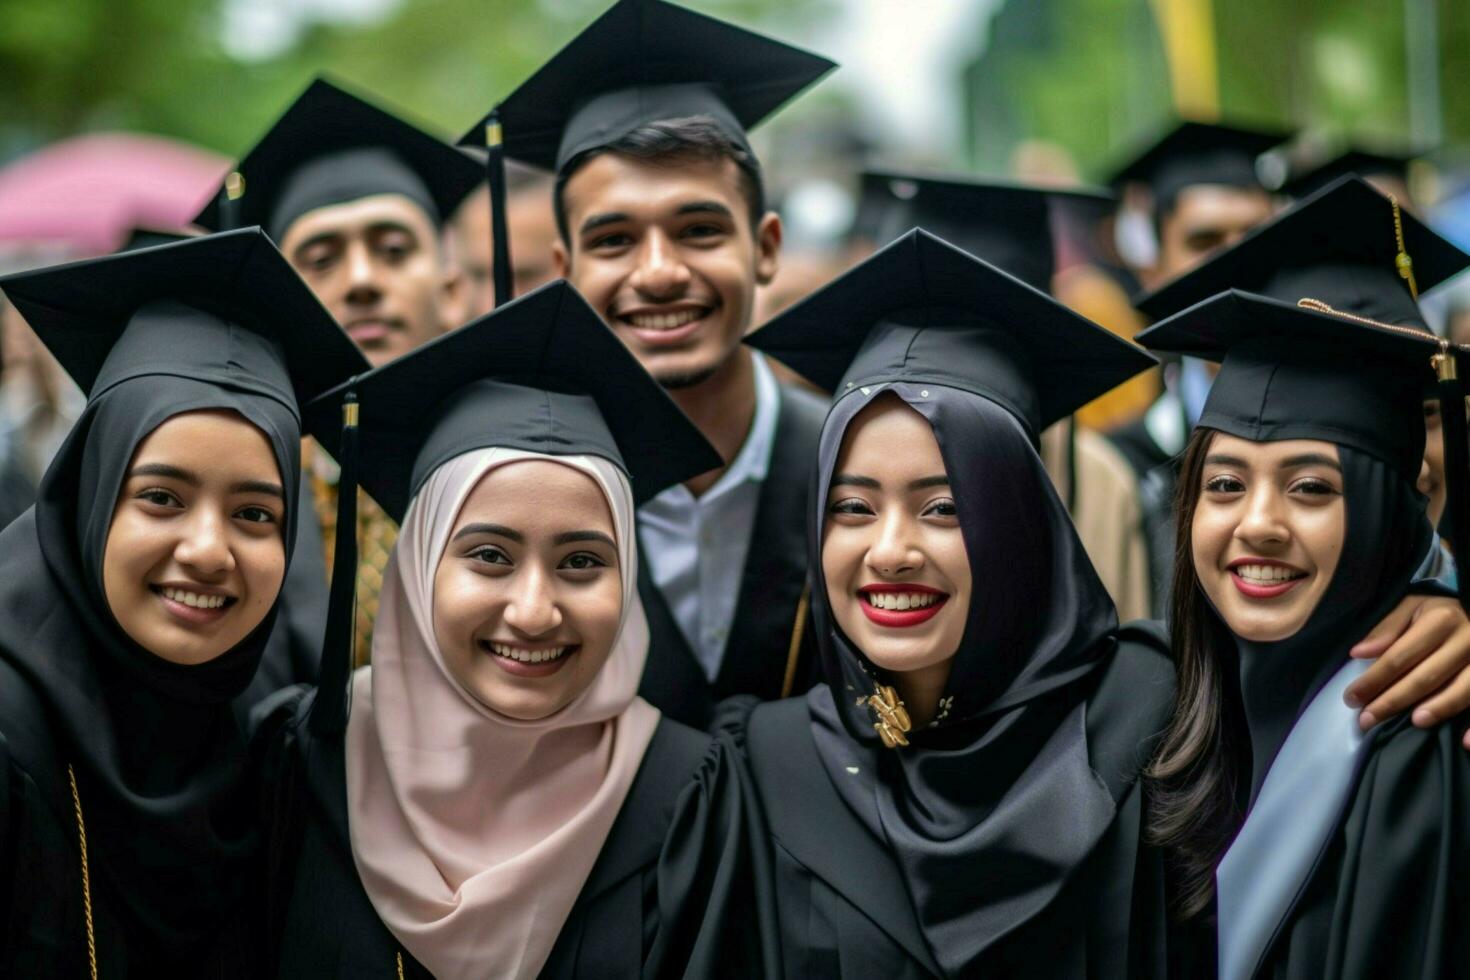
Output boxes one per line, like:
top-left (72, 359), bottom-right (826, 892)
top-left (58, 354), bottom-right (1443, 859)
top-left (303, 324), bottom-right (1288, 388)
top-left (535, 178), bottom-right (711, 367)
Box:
top-left (908, 475), bottom-right (950, 491)
top-left (452, 522), bottom-right (524, 543)
top-left (830, 473), bottom-right (881, 489)
top-left (675, 200), bottom-right (734, 219)
top-left (553, 530), bottom-right (617, 548)
top-left (580, 212), bottom-right (629, 236)
top-left (1204, 454), bottom-right (1248, 468)
top-left (291, 230), bottom-right (343, 258)
top-left (231, 480), bottom-right (285, 499)
top-left (128, 463), bottom-right (199, 486)
top-left (1281, 453), bottom-right (1341, 471)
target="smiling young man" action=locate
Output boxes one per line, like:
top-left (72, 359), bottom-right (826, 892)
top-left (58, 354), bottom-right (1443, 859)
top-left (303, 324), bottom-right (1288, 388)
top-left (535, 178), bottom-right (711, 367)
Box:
top-left (462, 0), bottom-right (835, 727)
top-left (194, 78), bottom-right (480, 679)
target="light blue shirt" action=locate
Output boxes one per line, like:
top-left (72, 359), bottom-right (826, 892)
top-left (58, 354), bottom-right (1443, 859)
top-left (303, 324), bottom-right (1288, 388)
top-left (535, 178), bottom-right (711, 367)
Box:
top-left (638, 352), bottom-right (781, 682)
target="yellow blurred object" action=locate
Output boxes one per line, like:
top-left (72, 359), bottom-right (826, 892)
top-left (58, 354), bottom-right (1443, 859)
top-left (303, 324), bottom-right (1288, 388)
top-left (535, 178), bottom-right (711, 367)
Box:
top-left (1054, 264), bottom-right (1159, 431)
top-left (1150, 0), bottom-right (1219, 118)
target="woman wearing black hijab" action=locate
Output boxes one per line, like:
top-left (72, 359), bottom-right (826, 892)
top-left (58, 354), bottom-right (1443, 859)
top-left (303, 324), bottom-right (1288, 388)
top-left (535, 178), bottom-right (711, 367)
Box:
top-left (743, 230), bottom-right (1180, 978)
top-left (0, 229), bottom-right (365, 975)
top-left (1140, 287), bottom-right (1470, 979)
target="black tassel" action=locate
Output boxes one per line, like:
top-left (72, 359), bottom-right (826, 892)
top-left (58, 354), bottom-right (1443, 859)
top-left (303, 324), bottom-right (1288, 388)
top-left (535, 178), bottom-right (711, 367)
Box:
top-left (1433, 343), bottom-right (1470, 615)
top-left (311, 386), bottom-right (360, 736)
top-left (486, 111), bottom-right (513, 309)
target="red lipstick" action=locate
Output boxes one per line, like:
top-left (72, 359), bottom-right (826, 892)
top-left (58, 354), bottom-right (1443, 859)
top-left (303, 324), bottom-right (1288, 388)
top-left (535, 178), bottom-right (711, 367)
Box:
top-left (1227, 557), bottom-right (1308, 600)
top-left (858, 583), bottom-right (948, 628)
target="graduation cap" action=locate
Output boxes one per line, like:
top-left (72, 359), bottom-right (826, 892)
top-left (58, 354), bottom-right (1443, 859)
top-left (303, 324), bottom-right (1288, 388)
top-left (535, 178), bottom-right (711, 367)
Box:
top-left (193, 77), bottom-right (483, 241)
top-left (0, 227), bottom-right (368, 409)
top-left (117, 227), bottom-right (192, 253)
top-left (1138, 288), bottom-right (1470, 612)
top-left (1136, 176), bottom-right (1470, 325)
top-left (457, 0), bottom-right (834, 308)
top-left (1281, 146), bottom-right (1421, 199)
top-left (301, 279), bottom-right (720, 733)
top-left (860, 170), bottom-right (1114, 293)
top-left (746, 229), bottom-right (1155, 441)
top-left (1108, 120), bottom-right (1290, 214)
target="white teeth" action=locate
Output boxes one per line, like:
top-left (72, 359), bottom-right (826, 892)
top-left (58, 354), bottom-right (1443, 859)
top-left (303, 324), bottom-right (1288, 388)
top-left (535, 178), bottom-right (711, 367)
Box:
top-left (1235, 564), bottom-right (1305, 583)
top-left (489, 643), bottom-right (569, 664)
top-left (863, 591), bottom-right (941, 611)
top-left (628, 309), bottom-right (703, 330)
top-left (161, 587), bottom-right (227, 609)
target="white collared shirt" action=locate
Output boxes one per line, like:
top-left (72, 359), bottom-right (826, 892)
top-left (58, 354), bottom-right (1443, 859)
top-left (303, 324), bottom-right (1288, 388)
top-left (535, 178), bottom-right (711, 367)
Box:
top-left (638, 351), bottom-right (781, 682)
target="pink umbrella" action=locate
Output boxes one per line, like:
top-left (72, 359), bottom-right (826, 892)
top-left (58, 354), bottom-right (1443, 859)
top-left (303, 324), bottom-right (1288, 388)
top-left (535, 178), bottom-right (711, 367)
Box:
top-left (0, 132), bottom-right (229, 257)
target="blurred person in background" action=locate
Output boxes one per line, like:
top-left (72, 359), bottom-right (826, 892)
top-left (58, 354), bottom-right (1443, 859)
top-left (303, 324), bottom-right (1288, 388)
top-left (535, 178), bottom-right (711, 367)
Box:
top-left (445, 158), bottom-right (559, 321)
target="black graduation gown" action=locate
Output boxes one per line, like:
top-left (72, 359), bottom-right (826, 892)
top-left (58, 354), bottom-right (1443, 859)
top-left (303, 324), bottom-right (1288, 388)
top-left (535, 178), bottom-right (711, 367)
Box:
top-left (253, 686), bottom-right (771, 978)
top-left (637, 381), bottom-right (826, 730)
top-left (743, 629), bottom-right (1178, 980)
top-left (1244, 713), bottom-right (1470, 979)
top-left (0, 655), bottom-right (260, 976)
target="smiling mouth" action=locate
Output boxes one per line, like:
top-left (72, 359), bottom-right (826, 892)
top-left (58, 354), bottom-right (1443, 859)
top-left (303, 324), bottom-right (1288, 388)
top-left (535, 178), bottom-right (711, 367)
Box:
top-left (858, 588), bottom-right (949, 627)
top-left (345, 319), bottom-right (398, 345)
top-left (478, 639), bottom-right (578, 677)
top-left (1228, 561), bottom-right (1308, 599)
top-left (152, 585), bottom-right (235, 610)
top-left (484, 641), bottom-right (572, 664)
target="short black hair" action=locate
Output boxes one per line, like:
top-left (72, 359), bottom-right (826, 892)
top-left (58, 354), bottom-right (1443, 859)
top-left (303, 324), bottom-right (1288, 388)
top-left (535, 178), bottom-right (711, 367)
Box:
top-left (554, 115), bottom-right (766, 244)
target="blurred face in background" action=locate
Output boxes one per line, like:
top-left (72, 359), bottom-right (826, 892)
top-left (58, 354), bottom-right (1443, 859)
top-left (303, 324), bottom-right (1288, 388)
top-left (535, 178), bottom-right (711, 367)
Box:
top-left (449, 181), bottom-right (560, 321)
top-left (1153, 185), bottom-right (1275, 285)
top-left (281, 193), bottom-right (460, 367)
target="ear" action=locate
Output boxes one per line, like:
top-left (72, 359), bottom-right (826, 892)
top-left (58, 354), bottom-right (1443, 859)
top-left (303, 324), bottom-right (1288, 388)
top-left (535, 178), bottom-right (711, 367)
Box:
top-left (552, 238), bottom-right (571, 281)
top-left (754, 211), bottom-right (782, 287)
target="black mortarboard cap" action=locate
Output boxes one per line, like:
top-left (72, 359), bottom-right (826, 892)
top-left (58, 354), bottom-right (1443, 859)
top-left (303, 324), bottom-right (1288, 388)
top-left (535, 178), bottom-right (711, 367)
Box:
top-left (0, 228), bottom-right (368, 411)
top-left (193, 78), bottom-right (483, 240)
top-left (460, 0), bottom-right (835, 173)
top-left (1108, 120), bottom-right (1289, 213)
top-left (118, 227), bottom-right (191, 253)
top-left (303, 279), bottom-right (721, 522)
top-left (1136, 176), bottom-right (1470, 326)
top-left (1281, 146), bottom-right (1420, 199)
top-left (861, 170), bottom-right (1113, 292)
top-left (1138, 290), bottom-right (1442, 477)
top-left (746, 229), bottom-right (1156, 440)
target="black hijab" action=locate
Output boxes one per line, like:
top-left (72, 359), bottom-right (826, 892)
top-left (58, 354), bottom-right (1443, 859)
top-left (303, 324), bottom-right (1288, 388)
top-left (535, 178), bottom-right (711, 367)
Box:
top-left (1218, 441), bottom-right (1432, 805)
top-left (807, 381), bottom-right (1124, 976)
top-left (0, 302), bottom-right (301, 952)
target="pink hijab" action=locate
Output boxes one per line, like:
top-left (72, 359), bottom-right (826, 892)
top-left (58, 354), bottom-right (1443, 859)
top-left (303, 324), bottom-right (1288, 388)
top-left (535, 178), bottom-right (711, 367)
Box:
top-left (345, 447), bottom-right (661, 979)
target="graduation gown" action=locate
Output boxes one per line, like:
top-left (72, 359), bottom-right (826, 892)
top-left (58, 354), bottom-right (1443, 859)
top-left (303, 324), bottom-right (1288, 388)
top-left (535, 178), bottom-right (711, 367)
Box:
top-left (0, 601), bottom-right (260, 978)
top-left (743, 629), bottom-right (1178, 980)
top-left (1235, 713), bottom-right (1470, 979)
top-left (253, 686), bottom-right (772, 978)
top-left (637, 381), bottom-right (826, 729)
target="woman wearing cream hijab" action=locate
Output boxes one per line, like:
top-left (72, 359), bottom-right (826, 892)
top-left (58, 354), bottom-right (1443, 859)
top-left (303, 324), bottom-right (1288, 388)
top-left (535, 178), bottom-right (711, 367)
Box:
top-left (253, 284), bottom-right (773, 978)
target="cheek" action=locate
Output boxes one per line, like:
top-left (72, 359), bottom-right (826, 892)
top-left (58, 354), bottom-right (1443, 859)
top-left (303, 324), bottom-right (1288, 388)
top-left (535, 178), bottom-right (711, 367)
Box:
top-left (578, 580), bottom-right (625, 650)
top-left (101, 509), bottom-right (159, 595)
top-left (1300, 506), bottom-right (1346, 574)
top-left (432, 566), bottom-right (493, 649)
top-left (1190, 504), bottom-right (1231, 574)
top-left (240, 534), bottom-right (287, 603)
top-left (820, 528), bottom-right (862, 596)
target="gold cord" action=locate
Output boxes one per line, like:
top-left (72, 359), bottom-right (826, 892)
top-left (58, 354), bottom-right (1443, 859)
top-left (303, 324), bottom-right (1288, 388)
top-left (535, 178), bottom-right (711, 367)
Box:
top-left (1295, 297), bottom-right (1438, 339)
top-left (66, 765), bottom-right (98, 980)
top-left (1388, 193), bottom-right (1419, 300)
top-left (780, 584), bottom-right (811, 698)
top-left (396, 951), bottom-right (406, 979)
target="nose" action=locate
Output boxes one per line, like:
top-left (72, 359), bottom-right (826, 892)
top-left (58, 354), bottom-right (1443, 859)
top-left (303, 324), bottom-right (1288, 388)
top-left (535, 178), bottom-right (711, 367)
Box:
top-left (865, 508), bottom-right (924, 578)
top-left (626, 229), bottom-right (691, 300)
top-left (1417, 457), bottom-right (1436, 496)
top-left (1234, 484), bottom-right (1290, 551)
top-left (502, 563), bottom-right (564, 638)
top-left (343, 240), bottom-right (381, 307)
top-left (173, 509), bottom-right (235, 578)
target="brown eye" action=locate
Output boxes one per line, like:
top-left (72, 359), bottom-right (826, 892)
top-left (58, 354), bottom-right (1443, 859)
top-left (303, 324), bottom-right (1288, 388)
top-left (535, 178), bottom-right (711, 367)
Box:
top-left (1204, 475), bottom-right (1245, 494)
top-left (468, 546), bottom-right (512, 566)
top-left (560, 552), bottom-right (607, 571)
top-left (828, 498), bottom-right (874, 516)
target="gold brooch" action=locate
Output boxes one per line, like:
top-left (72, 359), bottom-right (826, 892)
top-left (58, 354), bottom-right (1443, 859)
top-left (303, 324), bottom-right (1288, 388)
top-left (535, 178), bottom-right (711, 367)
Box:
top-left (867, 684), bottom-right (912, 749)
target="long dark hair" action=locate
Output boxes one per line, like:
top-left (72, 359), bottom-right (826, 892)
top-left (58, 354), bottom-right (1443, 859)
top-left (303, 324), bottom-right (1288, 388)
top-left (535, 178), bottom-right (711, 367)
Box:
top-left (1144, 425), bottom-right (1249, 920)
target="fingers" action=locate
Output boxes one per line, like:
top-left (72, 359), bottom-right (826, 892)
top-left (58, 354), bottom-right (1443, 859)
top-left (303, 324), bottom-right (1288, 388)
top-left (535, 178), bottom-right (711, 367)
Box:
top-left (1345, 600), bottom-right (1458, 710)
top-left (1348, 594), bottom-right (1420, 659)
top-left (1359, 641), bottom-right (1466, 731)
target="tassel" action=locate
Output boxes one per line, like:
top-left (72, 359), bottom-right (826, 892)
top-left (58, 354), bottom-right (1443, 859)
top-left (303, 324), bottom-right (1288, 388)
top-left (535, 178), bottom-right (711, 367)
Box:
top-left (222, 170), bottom-right (246, 231)
top-left (485, 112), bottom-right (513, 308)
top-left (311, 387), bottom-right (360, 735)
top-left (1433, 343), bottom-right (1470, 614)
